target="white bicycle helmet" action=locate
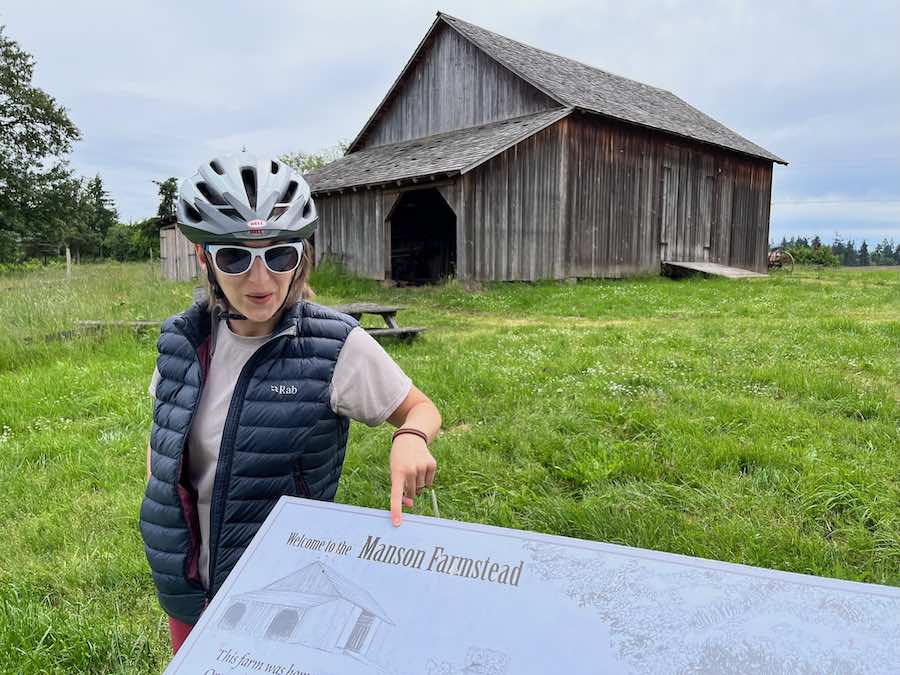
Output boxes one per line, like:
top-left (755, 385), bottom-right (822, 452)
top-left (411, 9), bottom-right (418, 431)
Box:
top-left (176, 151), bottom-right (317, 245)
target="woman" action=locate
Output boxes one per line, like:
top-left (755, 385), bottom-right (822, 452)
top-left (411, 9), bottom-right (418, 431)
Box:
top-left (140, 151), bottom-right (440, 653)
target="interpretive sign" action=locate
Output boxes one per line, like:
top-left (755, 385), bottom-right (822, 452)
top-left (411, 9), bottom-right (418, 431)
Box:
top-left (165, 497), bottom-right (900, 674)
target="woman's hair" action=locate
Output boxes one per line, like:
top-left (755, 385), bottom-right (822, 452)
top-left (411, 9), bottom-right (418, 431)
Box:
top-left (204, 241), bottom-right (316, 312)
top-left (285, 242), bottom-right (316, 304)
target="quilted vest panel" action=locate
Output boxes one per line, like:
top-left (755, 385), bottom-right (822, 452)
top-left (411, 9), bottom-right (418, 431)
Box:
top-left (139, 300), bottom-right (357, 624)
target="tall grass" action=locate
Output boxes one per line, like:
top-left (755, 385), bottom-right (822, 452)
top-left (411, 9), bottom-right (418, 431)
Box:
top-left (0, 261), bottom-right (897, 672)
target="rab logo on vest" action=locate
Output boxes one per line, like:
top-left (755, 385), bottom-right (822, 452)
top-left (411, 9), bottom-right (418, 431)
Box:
top-left (271, 384), bottom-right (298, 396)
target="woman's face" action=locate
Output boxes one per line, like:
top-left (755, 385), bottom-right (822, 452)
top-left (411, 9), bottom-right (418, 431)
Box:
top-left (196, 240), bottom-right (295, 324)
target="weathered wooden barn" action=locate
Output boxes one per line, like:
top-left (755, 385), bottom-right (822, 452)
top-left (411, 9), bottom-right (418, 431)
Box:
top-left (158, 221), bottom-right (201, 281)
top-left (306, 12), bottom-right (786, 283)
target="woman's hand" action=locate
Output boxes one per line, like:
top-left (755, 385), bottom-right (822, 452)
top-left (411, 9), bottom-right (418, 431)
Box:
top-left (389, 434), bottom-right (437, 527)
top-left (386, 384), bottom-right (442, 526)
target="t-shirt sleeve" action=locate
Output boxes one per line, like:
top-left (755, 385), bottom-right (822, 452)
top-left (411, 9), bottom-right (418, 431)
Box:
top-left (148, 367), bottom-right (161, 398)
top-left (330, 326), bottom-right (413, 427)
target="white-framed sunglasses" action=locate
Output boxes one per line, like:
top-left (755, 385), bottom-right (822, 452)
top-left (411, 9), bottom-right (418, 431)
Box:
top-left (206, 241), bottom-right (304, 276)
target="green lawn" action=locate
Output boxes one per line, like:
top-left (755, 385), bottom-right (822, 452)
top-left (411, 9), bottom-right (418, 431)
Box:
top-left (0, 261), bottom-right (898, 673)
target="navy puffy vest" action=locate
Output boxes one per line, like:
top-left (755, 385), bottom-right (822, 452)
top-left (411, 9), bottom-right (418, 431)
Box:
top-left (139, 300), bottom-right (357, 624)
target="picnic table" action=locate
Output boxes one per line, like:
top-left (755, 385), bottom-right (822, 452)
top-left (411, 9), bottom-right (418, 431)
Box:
top-left (329, 303), bottom-right (426, 341)
top-left (50, 301), bottom-right (427, 344)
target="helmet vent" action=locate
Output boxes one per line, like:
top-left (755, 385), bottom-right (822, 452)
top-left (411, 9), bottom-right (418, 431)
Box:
top-left (271, 161), bottom-right (279, 174)
top-left (210, 160), bottom-right (225, 175)
top-left (219, 207), bottom-right (243, 221)
top-left (282, 181), bottom-right (299, 204)
top-left (241, 168), bottom-right (257, 209)
top-left (197, 182), bottom-right (226, 206)
top-left (184, 202), bottom-right (202, 223)
top-left (302, 200), bottom-right (313, 219)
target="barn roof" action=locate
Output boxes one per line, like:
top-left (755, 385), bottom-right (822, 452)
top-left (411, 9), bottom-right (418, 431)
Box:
top-left (348, 12), bottom-right (785, 165)
top-left (306, 107), bottom-right (572, 193)
top-left (244, 561), bottom-right (394, 623)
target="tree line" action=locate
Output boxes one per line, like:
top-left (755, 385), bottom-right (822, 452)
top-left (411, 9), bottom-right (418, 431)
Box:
top-left (776, 236), bottom-right (900, 267)
top-left (0, 24), bottom-right (343, 268)
top-left (0, 25), bottom-right (163, 265)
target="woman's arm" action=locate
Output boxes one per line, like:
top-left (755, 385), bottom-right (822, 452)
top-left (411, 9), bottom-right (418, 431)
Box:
top-left (386, 385), bottom-right (441, 526)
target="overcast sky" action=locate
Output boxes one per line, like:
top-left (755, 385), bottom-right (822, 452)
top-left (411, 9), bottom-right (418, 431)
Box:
top-left (3, 0), bottom-right (898, 245)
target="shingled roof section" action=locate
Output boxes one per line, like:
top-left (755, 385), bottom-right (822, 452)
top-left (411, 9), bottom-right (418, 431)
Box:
top-left (306, 108), bottom-right (572, 193)
top-left (439, 13), bottom-right (785, 165)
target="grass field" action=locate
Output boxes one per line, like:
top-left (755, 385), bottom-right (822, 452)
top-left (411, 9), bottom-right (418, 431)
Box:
top-left (0, 261), bottom-right (898, 673)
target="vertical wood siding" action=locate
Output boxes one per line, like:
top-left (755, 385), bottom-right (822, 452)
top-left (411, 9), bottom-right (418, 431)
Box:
top-left (565, 114), bottom-right (773, 277)
top-left (565, 116), bottom-right (661, 277)
top-left (461, 122), bottom-right (564, 281)
top-left (159, 226), bottom-right (200, 281)
top-left (358, 24), bottom-right (559, 150)
top-left (315, 190), bottom-right (384, 279)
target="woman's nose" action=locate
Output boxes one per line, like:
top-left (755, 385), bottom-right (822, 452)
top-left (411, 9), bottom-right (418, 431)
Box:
top-left (248, 256), bottom-right (270, 281)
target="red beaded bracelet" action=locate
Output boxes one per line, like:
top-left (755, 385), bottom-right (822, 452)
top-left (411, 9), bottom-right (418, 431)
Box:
top-left (391, 428), bottom-right (430, 445)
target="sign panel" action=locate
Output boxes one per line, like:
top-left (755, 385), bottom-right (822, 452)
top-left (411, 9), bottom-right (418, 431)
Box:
top-left (166, 497), bottom-right (900, 675)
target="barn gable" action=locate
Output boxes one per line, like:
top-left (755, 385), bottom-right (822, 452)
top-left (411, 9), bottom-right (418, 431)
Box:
top-left (350, 18), bottom-right (562, 152)
top-left (349, 13), bottom-right (783, 165)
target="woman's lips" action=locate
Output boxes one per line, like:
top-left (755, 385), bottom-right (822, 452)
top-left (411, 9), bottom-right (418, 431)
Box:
top-left (246, 293), bottom-right (273, 305)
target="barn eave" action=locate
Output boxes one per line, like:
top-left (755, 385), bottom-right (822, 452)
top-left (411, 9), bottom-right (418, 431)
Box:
top-left (571, 107), bottom-right (788, 166)
top-left (312, 171), bottom-right (461, 197)
top-left (308, 108), bottom-right (572, 195)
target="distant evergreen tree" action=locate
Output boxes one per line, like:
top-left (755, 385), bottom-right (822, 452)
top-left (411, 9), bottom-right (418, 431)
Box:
top-left (153, 177), bottom-right (178, 221)
top-left (871, 239), bottom-right (897, 266)
top-left (831, 235), bottom-right (845, 262)
top-left (844, 240), bottom-right (858, 266)
top-left (83, 174), bottom-right (118, 257)
top-left (858, 240), bottom-right (870, 266)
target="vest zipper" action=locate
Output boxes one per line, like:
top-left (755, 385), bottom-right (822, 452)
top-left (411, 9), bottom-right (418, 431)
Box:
top-left (205, 330), bottom-right (295, 601)
top-left (170, 330), bottom-right (209, 593)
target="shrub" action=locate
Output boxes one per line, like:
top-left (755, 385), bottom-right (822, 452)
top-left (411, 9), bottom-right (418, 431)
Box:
top-left (786, 245), bottom-right (840, 266)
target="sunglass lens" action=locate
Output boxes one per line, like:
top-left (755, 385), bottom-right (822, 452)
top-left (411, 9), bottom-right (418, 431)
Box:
top-left (264, 245), bottom-right (300, 272)
top-left (215, 247), bottom-right (251, 274)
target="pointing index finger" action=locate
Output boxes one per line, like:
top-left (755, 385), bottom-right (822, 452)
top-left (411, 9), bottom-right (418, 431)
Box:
top-left (390, 470), bottom-right (404, 527)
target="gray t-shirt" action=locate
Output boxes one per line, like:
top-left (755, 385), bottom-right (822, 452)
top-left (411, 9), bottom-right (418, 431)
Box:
top-left (148, 321), bottom-right (412, 589)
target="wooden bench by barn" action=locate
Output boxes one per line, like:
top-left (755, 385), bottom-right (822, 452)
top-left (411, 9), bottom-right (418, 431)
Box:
top-left (329, 303), bottom-right (426, 341)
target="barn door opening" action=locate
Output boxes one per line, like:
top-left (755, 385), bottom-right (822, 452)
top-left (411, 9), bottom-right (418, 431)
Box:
top-left (388, 187), bottom-right (456, 286)
top-left (344, 610), bottom-right (375, 653)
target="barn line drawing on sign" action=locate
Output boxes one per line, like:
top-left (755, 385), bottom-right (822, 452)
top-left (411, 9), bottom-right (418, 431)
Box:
top-left (215, 557), bottom-right (515, 675)
top-left (306, 12), bottom-right (786, 285)
top-left (216, 561), bottom-right (395, 665)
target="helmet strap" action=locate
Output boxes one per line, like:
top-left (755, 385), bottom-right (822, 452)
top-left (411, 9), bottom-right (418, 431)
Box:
top-left (203, 249), bottom-right (247, 322)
